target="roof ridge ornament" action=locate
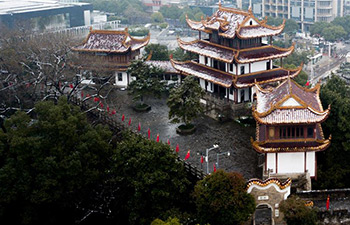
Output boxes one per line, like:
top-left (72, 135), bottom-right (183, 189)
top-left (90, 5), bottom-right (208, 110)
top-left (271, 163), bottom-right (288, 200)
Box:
top-left (248, 6), bottom-right (253, 14)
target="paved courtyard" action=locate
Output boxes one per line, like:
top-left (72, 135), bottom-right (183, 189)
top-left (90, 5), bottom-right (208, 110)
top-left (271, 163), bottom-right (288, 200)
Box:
top-left (106, 89), bottom-right (262, 179)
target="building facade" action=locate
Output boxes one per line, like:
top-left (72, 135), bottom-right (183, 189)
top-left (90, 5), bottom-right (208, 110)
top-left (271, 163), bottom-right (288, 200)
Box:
top-left (261, 0), bottom-right (344, 32)
top-left (345, 0), bottom-right (350, 15)
top-left (172, 5), bottom-right (300, 118)
top-left (251, 78), bottom-right (331, 178)
top-left (0, 0), bottom-right (92, 29)
top-left (72, 28), bottom-right (150, 87)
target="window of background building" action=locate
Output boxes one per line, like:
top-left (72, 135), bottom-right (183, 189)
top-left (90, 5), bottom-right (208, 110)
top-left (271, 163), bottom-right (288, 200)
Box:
top-left (118, 73), bottom-right (123, 82)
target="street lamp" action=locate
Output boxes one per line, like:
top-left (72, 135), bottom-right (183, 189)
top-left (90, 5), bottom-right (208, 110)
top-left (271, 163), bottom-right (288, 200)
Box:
top-left (205, 144), bottom-right (219, 174)
top-left (216, 151), bottom-right (230, 169)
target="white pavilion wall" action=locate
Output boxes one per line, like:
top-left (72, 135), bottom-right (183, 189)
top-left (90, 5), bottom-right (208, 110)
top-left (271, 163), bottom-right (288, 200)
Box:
top-left (199, 55), bottom-right (205, 64)
top-left (115, 72), bottom-right (129, 87)
top-left (278, 152), bottom-right (304, 174)
top-left (266, 153), bottom-right (276, 173)
top-left (306, 152), bottom-right (316, 177)
top-left (251, 60), bottom-right (268, 73)
top-left (238, 63), bottom-right (249, 75)
top-left (266, 152), bottom-right (315, 176)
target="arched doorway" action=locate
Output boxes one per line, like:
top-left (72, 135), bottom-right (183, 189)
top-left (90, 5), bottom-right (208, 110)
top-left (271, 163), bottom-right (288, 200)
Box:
top-left (254, 204), bottom-right (273, 225)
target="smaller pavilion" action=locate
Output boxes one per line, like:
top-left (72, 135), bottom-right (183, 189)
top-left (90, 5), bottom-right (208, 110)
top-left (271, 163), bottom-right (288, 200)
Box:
top-left (72, 27), bottom-right (150, 87)
top-left (251, 78), bottom-right (331, 179)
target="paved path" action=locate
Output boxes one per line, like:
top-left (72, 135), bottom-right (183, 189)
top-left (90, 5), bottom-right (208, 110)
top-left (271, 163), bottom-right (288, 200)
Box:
top-left (105, 89), bottom-right (261, 179)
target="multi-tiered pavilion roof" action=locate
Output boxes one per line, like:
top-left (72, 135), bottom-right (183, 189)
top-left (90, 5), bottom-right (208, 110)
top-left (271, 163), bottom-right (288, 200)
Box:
top-left (172, 5), bottom-right (300, 89)
top-left (251, 78), bottom-right (331, 153)
top-left (185, 7), bottom-right (285, 39)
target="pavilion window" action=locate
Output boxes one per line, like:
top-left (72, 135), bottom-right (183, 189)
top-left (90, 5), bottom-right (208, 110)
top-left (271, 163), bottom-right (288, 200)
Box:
top-left (240, 66), bottom-right (245, 75)
top-left (266, 61), bottom-right (271, 70)
top-left (230, 63), bottom-right (234, 72)
top-left (213, 60), bottom-right (218, 69)
top-left (269, 127), bottom-right (275, 139)
top-left (279, 126), bottom-right (305, 139)
top-left (307, 127), bottom-right (314, 138)
top-left (205, 56), bottom-right (208, 65)
top-left (229, 87), bottom-right (234, 95)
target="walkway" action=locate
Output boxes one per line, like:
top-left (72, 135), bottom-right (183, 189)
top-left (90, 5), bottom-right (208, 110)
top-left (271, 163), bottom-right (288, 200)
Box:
top-left (104, 89), bottom-right (261, 179)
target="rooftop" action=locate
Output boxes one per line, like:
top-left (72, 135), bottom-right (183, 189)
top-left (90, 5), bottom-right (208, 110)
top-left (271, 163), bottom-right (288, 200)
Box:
top-left (0, 0), bottom-right (89, 15)
top-left (251, 138), bottom-right (331, 153)
top-left (72, 28), bottom-right (150, 53)
top-left (253, 78), bottom-right (330, 125)
top-left (234, 66), bottom-right (301, 88)
top-left (145, 60), bottom-right (178, 73)
top-left (171, 59), bottom-right (234, 87)
top-left (178, 38), bottom-right (294, 64)
top-left (186, 5), bottom-right (285, 39)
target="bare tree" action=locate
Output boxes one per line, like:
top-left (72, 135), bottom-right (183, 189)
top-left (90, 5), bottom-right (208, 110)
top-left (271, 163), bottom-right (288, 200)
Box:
top-left (0, 25), bottom-right (116, 118)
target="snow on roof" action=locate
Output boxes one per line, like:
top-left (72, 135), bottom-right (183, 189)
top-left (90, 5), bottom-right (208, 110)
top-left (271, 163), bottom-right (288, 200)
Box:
top-left (171, 59), bottom-right (233, 87)
top-left (238, 25), bottom-right (284, 39)
top-left (254, 78), bottom-right (329, 124)
top-left (178, 39), bottom-right (235, 63)
top-left (259, 108), bottom-right (329, 124)
top-left (186, 5), bottom-right (285, 39)
top-left (234, 67), bottom-right (301, 88)
top-left (72, 28), bottom-right (150, 53)
top-left (145, 60), bottom-right (178, 73)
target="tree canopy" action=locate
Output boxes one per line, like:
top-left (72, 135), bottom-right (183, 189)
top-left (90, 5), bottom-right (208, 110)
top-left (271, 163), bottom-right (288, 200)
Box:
top-left (0, 97), bottom-right (200, 224)
top-left (310, 17), bottom-right (350, 41)
top-left (159, 5), bottom-right (204, 25)
top-left (314, 75), bottom-right (350, 189)
top-left (266, 16), bottom-right (299, 35)
top-left (110, 132), bottom-right (194, 225)
top-left (170, 47), bottom-right (197, 61)
top-left (145, 44), bottom-right (170, 61)
top-left (127, 60), bottom-right (165, 105)
top-left (151, 12), bottom-right (165, 23)
top-left (0, 97), bottom-right (113, 224)
top-left (193, 170), bottom-right (256, 225)
top-left (167, 76), bottom-right (204, 126)
top-left (280, 196), bottom-right (317, 225)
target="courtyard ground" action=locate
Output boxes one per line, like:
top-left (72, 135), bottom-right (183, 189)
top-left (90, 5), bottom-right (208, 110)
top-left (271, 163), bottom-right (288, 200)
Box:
top-left (104, 89), bottom-right (262, 179)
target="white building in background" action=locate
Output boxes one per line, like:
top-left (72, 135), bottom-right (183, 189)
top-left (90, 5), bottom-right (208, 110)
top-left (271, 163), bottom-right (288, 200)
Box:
top-left (0, 0), bottom-right (92, 29)
top-left (141, 0), bottom-right (184, 12)
top-left (345, 0), bottom-right (350, 15)
top-left (238, 0), bottom-right (345, 32)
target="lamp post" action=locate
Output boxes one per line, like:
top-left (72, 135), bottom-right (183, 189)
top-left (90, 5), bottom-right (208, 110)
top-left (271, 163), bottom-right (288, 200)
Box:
top-left (216, 151), bottom-right (230, 169)
top-left (205, 144), bottom-right (219, 174)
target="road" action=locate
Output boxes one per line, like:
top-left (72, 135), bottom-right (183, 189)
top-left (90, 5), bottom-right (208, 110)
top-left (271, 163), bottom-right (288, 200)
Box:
top-left (310, 42), bottom-right (350, 84)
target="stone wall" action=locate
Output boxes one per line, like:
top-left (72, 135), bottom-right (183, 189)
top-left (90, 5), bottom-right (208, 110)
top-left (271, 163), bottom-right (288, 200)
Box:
top-left (297, 188), bottom-right (350, 225)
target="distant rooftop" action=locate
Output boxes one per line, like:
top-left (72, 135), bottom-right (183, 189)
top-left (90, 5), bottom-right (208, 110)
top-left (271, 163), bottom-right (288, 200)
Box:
top-left (0, 0), bottom-right (90, 16)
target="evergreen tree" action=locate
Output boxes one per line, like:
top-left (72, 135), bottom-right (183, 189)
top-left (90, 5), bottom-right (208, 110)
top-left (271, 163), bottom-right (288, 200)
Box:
top-left (0, 97), bottom-right (113, 224)
top-left (280, 196), bottom-right (317, 225)
top-left (110, 132), bottom-right (194, 225)
top-left (145, 44), bottom-right (169, 61)
top-left (127, 60), bottom-right (165, 107)
top-left (193, 170), bottom-right (256, 225)
top-left (167, 76), bottom-right (204, 127)
top-left (314, 75), bottom-right (350, 188)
